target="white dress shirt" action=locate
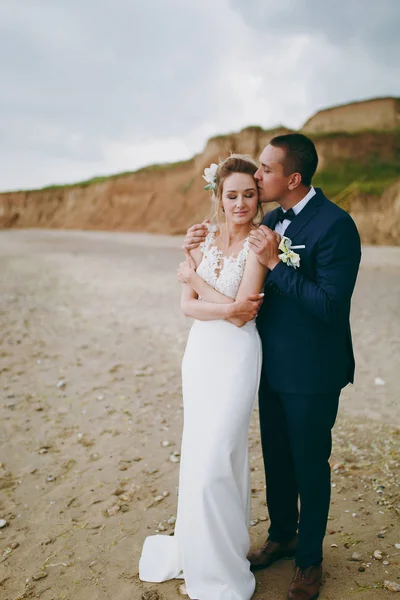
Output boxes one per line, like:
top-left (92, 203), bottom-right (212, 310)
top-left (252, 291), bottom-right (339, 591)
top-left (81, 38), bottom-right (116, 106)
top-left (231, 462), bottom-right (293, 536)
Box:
top-left (274, 186), bottom-right (316, 237)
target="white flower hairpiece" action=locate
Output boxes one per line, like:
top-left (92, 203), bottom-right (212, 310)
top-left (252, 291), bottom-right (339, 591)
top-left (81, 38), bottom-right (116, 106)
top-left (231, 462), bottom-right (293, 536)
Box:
top-left (202, 163), bottom-right (218, 192)
top-left (278, 236), bottom-right (300, 269)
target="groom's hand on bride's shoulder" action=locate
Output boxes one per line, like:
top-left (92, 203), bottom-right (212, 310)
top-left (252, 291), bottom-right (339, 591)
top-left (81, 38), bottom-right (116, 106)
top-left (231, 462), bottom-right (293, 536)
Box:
top-left (183, 220), bottom-right (209, 251)
top-left (249, 226), bottom-right (281, 270)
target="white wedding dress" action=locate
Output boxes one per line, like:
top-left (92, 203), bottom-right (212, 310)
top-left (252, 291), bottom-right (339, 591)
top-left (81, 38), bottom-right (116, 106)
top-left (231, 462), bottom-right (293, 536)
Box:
top-left (139, 230), bottom-right (262, 600)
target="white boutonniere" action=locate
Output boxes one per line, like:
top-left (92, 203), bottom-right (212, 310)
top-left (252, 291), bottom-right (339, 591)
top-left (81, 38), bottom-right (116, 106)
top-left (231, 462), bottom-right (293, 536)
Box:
top-left (278, 236), bottom-right (302, 269)
top-left (202, 163), bottom-right (218, 191)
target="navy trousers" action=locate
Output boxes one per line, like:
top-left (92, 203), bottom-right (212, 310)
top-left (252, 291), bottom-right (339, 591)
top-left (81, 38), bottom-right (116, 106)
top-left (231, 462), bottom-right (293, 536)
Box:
top-left (258, 373), bottom-right (340, 568)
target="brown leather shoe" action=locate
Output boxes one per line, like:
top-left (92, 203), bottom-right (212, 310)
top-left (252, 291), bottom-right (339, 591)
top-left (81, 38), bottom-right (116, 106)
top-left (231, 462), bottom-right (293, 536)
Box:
top-left (248, 535), bottom-right (298, 571)
top-left (287, 564), bottom-right (322, 600)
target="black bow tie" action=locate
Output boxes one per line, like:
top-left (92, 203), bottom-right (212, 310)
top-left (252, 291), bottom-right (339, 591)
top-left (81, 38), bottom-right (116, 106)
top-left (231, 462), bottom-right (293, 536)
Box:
top-left (277, 207), bottom-right (296, 223)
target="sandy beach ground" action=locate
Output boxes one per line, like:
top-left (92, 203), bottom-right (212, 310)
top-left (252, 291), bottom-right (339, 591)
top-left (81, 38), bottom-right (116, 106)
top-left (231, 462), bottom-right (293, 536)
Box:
top-left (0, 229), bottom-right (399, 600)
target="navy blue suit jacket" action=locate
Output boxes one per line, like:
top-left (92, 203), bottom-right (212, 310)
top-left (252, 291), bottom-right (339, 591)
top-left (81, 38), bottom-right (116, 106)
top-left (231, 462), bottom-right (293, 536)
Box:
top-left (256, 188), bottom-right (361, 395)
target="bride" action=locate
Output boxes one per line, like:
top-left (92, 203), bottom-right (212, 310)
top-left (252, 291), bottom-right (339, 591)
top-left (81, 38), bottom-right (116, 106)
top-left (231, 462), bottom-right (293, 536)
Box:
top-left (139, 155), bottom-right (267, 600)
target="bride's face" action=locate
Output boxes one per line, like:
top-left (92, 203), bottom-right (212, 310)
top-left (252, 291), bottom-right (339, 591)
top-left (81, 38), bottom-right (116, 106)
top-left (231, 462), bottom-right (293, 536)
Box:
top-left (221, 173), bottom-right (258, 226)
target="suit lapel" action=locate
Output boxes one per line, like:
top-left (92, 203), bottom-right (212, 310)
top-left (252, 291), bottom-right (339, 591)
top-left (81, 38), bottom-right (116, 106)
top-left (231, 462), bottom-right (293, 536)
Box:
top-left (283, 188), bottom-right (324, 240)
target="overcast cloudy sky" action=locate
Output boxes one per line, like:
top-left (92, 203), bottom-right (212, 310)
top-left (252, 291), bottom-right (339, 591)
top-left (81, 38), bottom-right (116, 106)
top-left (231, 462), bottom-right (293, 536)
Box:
top-left (0, 0), bottom-right (399, 191)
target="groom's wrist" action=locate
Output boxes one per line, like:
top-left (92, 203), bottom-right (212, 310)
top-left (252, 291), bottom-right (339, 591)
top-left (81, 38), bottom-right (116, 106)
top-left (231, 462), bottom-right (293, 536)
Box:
top-left (267, 258), bottom-right (280, 271)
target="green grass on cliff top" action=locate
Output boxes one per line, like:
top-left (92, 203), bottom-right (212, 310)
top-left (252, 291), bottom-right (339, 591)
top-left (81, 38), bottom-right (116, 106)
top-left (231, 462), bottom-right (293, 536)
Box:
top-left (313, 158), bottom-right (400, 197)
top-left (39, 158), bottom-right (195, 192)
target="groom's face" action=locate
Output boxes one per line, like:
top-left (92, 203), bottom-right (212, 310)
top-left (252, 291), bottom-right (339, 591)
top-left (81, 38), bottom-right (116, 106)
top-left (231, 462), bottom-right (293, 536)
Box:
top-left (255, 145), bottom-right (290, 204)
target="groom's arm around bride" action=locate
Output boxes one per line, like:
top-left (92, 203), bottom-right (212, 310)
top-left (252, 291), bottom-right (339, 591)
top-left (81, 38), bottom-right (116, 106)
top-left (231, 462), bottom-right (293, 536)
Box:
top-left (249, 214), bottom-right (361, 326)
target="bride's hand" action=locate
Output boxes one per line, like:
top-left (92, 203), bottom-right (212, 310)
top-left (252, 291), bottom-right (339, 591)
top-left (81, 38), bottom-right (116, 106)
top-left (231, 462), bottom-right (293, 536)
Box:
top-left (177, 250), bottom-right (196, 284)
top-left (230, 294), bottom-right (264, 325)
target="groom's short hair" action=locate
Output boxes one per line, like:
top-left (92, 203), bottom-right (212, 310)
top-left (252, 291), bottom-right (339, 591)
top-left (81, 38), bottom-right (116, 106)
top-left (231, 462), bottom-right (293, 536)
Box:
top-left (269, 133), bottom-right (318, 186)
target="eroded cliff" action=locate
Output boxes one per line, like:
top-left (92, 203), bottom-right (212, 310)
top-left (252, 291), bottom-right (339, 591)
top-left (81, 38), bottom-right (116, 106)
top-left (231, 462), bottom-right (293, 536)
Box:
top-left (0, 98), bottom-right (399, 244)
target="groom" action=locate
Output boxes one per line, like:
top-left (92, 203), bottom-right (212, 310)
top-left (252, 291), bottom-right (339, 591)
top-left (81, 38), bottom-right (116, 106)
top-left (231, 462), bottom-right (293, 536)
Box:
top-left (183, 133), bottom-right (361, 600)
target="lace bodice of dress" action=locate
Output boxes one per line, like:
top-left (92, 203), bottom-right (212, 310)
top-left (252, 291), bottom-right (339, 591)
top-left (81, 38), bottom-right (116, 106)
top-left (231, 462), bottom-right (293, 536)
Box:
top-left (196, 230), bottom-right (250, 300)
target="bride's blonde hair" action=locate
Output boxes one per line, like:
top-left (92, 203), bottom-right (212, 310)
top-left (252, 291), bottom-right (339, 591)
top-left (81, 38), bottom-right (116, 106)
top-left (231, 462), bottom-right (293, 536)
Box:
top-left (209, 154), bottom-right (263, 229)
